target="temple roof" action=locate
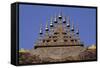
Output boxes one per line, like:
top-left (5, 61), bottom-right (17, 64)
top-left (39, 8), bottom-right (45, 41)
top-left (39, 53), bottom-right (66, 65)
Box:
top-left (34, 13), bottom-right (83, 49)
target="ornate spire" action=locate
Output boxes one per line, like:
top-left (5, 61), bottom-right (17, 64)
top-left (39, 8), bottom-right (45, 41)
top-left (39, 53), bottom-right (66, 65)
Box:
top-left (58, 11), bottom-right (62, 19)
top-left (71, 21), bottom-right (74, 31)
top-left (63, 16), bottom-right (66, 23)
top-left (76, 26), bottom-right (79, 34)
top-left (50, 17), bottom-right (53, 27)
top-left (54, 14), bottom-right (57, 23)
top-left (39, 24), bottom-right (43, 35)
top-left (67, 16), bottom-right (70, 27)
top-left (45, 22), bottom-right (49, 31)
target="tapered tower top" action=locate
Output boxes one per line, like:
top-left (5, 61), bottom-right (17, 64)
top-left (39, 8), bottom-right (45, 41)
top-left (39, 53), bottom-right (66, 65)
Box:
top-left (63, 16), bottom-right (66, 23)
top-left (54, 14), bottom-right (57, 23)
top-left (39, 24), bottom-right (43, 35)
top-left (54, 15), bottom-right (57, 23)
top-left (45, 23), bottom-right (49, 31)
top-left (58, 11), bottom-right (62, 19)
top-left (50, 17), bottom-right (53, 27)
top-left (71, 22), bottom-right (74, 31)
top-left (67, 16), bottom-right (70, 27)
top-left (76, 26), bottom-right (79, 34)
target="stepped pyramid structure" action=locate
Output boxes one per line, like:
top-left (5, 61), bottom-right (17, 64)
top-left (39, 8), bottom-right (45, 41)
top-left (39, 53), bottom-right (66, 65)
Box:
top-left (34, 12), bottom-right (83, 49)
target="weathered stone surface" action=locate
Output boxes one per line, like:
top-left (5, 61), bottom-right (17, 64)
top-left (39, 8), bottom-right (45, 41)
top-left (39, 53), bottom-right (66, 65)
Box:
top-left (30, 46), bottom-right (86, 62)
top-left (79, 49), bottom-right (96, 60)
top-left (19, 46), bottom-right (96, 64)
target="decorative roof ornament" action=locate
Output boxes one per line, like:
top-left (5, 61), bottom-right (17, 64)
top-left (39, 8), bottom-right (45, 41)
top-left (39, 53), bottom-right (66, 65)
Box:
top-left (63, 16), bottom-right (66, 23)
top-left (50, 17), bottom-right (53, 27)
top-left (54, 14), bottom-right (57, 23)
top-left (39, 24), bottom-right (43, 35)
top-left (76, 26), bottom-right (79, 34)
top-left (71, 22), bottom-right (74, 31)
top-left (67, 16), bottom-right (70, 27)
top-left (58, 11), bottom-right (62, 19)
top-left (45, 22), bottom-right (49, 31)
